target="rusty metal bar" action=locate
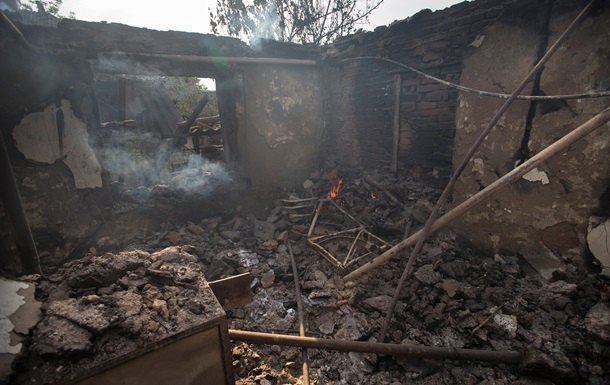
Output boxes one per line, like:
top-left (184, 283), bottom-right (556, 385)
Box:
top-left (345, 105), bottom-right (610, 284)
top-left (287, 240), bottom-right (310, 385)
top-left (228, 330), bottom-right (522, 364)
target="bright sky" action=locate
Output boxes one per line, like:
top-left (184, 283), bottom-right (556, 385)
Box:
top-left (60, 0), bottom-right (467, 34)
top-left (59, 0), bottom-right (467, 89)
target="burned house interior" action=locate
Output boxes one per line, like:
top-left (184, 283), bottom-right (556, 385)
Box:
top-left (0, 0), bottom-right (609, 384)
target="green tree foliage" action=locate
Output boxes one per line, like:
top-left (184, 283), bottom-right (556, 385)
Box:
top-left (160, 77), bottom-right (218, 118)
top-left (209, 0), bottom-right (384, 45)
top-left (19, 0), bottom-right (74, 18)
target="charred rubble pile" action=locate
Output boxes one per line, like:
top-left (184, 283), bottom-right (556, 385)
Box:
top-left (13, 247), bottom-right (224, 384)
top-left (14, 168), bottom-right (610, 384)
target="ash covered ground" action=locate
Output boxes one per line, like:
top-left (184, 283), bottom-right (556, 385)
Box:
top-left (12, 168), bottom-right (610, 384)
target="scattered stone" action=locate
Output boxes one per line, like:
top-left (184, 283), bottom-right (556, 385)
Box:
top-left (33, 316), bottom-right (93, 356)
top-left (438, 260), bottom-right (467, 279)
top-left (548, 280), bottom-right (577, 295)
top-left (319, 319), bottom-right (336, 335)
top-left (302, 280), bottom-right (325, 290)
top-left (362, 295), bottom-right (393, 313)
top-left (221, 230), bottom-right (241, 241)
top-left (151, 299), bottom-right (170, 320)
top-left (308, 290), bottom-right (332, 299)
top-left (348, 352), bottom-right (375, 374)
top-left (442, 279), bottom-right (461, 298)
top-left (414, 264), bottom-right (441, 284)
top-left (151, 247), bottom-right (197, 263)
top-left (493, 313), bottom-right (518, 338)
top-left (254, 221), bottom-right (276, 241)
top-left (261, 271), bottom-right (275, 289)
top-left (166, 231), bottom-right (181, 245)
top-left (259, 239), bottom-right (278, 251)
top-left (46, 299), bottom-right (110, 334)
top-left (186, 221), bottom-right (206, 235)
top-left (584, 302), bottom-right (610, 342)
top-left (422, 244), bottom-right (443, 258)
top-left (335, 316), bottom-right (364, 341)
top-left (519, 350), bottom-right (577, 385)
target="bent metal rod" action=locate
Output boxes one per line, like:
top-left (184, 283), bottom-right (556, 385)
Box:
top-left (229, 329), bottom-right (522, 365)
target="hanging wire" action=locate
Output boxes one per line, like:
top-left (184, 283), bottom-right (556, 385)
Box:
top-left (340, 56), bottom-right (610, 101)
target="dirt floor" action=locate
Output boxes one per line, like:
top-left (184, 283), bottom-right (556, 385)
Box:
top-left (10, 168), bottom-right (610, 384)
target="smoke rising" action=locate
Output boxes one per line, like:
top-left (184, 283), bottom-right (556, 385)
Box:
top-left (99, 128), bottom-right (232, 198)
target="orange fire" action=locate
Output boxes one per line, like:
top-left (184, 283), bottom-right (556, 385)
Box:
top-left (327, 176), bottom-right (343, 199)
top-left (371, 192), bottom-right (376, 199)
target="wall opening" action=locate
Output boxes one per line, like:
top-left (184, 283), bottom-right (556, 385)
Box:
top-left (93, 74), bottom-right (229, 190)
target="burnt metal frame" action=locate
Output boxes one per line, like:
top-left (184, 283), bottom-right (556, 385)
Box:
top-left (305, 198), bottom-right (392, 269)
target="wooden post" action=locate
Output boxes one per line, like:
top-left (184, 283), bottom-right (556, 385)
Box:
top-left (392, 74), bottom-right (401, 173)
top-left (0, 132), bottom-right (41, 274)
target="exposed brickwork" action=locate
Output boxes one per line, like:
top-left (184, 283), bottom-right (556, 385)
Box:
top-left (325, 0), bottom-right (508, 178)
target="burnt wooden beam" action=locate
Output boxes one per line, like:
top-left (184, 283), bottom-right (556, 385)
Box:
top-left (0, 132), bottom-right (41, 274)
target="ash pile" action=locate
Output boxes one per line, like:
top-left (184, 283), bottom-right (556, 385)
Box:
top-left (13, 247), bottom-right (224, 384)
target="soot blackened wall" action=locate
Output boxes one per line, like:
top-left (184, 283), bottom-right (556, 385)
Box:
top-left (325, 0), bottom-right (505, 178)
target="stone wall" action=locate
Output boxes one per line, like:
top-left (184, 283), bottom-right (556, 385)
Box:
top-left (240, 64), bottom-right (324, 195)
top-left (324, 0), bottom-right (609, 274)
top-left (324, 0), bottom-right (505, 178)
top-left (0, 15), bottom-right (324, 272)
top-left (450, 1), bottom-right (610, 277)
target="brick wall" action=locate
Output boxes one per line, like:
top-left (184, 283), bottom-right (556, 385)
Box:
top-left (324, 0), bottom-right (507, 179)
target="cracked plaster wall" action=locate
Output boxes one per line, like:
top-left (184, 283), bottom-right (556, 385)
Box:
top-left (241, 65), bottom-right (324, 195)
top-left (450, 2), bottom-right (610, 277)
top-left (13, 99), bottom-right (102, 189)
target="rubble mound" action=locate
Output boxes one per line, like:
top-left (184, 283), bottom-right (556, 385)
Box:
top-left (14, 246), bottom-right (224, 384)
top-left (12, 169), bottom-right (610, 385)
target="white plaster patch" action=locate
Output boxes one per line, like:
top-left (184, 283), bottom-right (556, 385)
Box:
top-left (13, 100), bottom-right (102, 189)
top-left (472, 158), bottom-right (485, 175)
top-left (522, 168), bottom-right (550, 184)
top-left (469, 34), bottom-right (485, 48)
top-left (587, 219), bottom-right (610, 277)
top-left (12, 104), bottom-right (61, 164)
top-left (0, 278), bottom-right (28, 354)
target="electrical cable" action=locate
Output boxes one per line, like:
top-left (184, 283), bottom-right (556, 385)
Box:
top-left (340, 56), bottom-right (610, 101)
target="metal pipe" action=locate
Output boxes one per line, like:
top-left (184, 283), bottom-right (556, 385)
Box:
top-left (344, 105), bottom-right (610, 283)
top-left (287, 240), bottom-right (310, 385)
top-left (376, 0), bottom-right (599, 343)
top-left (228, 330), bottom-right (522, 365)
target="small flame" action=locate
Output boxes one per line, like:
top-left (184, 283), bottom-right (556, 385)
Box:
top-left (327, 176), bottom-right (343, 199)
top-left (371, 192), bottom-right (376, 199)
